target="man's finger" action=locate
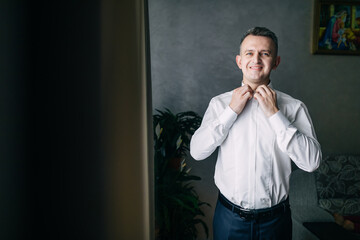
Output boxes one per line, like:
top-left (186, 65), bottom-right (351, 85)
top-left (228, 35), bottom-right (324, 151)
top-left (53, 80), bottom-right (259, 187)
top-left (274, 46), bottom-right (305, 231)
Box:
top-left (254, 92), bottom-right (263, 100)
top-left (244, 91), bottom-right (253, 100)
top-left (240, 85), bottom-right (253, 95)
top-left (256, 85), bottom-right (272, 96)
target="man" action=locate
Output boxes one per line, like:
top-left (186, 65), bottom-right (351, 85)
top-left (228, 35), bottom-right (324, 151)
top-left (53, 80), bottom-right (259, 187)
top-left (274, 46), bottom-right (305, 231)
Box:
top-left (190, 27), bottom-right (321, 239)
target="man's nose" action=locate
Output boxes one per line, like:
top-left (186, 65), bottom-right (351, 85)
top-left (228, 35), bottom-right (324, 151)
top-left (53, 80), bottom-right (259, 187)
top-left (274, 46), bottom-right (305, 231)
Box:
top-left (252, 53), bottom-right (261, 63)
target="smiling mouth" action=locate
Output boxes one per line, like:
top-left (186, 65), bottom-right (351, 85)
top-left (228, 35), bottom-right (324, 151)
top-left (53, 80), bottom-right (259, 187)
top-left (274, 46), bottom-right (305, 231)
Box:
top-left (250, 66), bottom-right (263, 70)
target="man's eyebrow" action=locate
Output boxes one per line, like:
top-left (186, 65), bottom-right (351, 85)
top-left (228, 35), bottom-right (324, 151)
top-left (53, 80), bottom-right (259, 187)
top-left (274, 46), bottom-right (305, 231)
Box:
top-left (243, 49), bottom-right (254, 53)
top-left (244, 49), bottom-right (272, 52)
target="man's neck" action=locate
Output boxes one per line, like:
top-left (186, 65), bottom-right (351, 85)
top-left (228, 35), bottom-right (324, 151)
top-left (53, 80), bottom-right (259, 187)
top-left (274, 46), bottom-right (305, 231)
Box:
top-left (242, 79), bottom-right (270, 91)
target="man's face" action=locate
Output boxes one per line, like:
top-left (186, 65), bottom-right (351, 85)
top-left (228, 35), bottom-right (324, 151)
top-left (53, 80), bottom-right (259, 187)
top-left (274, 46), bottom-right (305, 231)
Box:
top-left (236, 35), bottom-right (280, 87)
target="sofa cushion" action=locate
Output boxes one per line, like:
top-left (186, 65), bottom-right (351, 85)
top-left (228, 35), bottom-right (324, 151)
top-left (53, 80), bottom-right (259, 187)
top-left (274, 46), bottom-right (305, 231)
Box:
top-left (315, 155), bottom-right (360, 199)
top-left (319, 198), bottom-right (360, 216)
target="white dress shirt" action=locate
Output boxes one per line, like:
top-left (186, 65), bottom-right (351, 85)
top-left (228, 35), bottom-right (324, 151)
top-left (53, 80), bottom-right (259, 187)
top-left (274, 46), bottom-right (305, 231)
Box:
top-left (190, 86), bottom-right (321, 209)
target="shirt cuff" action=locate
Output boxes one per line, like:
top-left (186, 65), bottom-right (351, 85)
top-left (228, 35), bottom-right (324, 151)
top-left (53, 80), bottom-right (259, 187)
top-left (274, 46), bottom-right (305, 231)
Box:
top-left (268, 111), bottom-right (291, 135)
top-left (218, 106), bottom-right (237, 129)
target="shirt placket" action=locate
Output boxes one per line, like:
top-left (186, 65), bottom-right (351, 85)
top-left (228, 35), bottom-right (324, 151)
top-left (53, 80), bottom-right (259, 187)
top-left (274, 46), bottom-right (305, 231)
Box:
top-left (248, 99), bottom-right (258, 209)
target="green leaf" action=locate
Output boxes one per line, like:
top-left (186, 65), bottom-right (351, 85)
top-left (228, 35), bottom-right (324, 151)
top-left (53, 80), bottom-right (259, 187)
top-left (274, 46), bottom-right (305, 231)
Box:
top-left (153, 108), bottom-right (208, 240)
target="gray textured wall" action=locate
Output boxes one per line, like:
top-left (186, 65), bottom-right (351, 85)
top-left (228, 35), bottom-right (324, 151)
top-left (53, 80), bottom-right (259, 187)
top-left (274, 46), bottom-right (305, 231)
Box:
top-left (149, 0), bottom-right (360, 239)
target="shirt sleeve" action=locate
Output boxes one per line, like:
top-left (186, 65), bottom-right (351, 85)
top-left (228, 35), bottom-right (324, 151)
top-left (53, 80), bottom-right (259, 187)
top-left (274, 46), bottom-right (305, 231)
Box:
top-left (268, 104), bottom-right (322, 172)
top-left (190, 100), bottom-right (237, 161)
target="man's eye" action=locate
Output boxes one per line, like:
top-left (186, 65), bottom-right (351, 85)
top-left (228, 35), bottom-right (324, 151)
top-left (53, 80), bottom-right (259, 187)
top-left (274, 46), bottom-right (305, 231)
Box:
top-left (246, 52), bottom-right (253, 56)
top-left (262, 52), bottom-right (270, 56)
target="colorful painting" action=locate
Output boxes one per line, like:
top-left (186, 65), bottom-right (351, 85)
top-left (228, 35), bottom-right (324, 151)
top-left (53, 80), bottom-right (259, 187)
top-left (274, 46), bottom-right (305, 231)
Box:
top-left (313, 1), bottom-right (360, 54)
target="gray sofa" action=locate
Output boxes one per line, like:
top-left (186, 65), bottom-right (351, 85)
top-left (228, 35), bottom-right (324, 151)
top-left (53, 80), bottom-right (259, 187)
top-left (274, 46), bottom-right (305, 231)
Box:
top-left (289, 155), bottom-right (360, 240)
top-left (290, 168), bottom-right (333, 240)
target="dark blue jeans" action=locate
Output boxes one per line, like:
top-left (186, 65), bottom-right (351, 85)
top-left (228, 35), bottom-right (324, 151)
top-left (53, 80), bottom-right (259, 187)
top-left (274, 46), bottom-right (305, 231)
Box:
top-left (213, 197), bottom-right (292, 240)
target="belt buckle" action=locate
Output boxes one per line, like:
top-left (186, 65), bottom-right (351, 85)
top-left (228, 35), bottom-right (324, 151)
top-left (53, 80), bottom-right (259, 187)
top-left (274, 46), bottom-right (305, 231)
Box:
top-left (239, 209), bottom-right (254, 220)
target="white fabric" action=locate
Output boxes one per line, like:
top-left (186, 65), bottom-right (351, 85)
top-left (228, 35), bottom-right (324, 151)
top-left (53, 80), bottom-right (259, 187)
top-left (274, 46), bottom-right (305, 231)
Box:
top-left (190, 88), bottom-right (321, 209)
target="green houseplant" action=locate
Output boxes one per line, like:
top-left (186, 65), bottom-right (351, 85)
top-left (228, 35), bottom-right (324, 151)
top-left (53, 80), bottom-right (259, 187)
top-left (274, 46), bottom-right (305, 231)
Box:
top-left (153, 109), bottom-right (210, 240)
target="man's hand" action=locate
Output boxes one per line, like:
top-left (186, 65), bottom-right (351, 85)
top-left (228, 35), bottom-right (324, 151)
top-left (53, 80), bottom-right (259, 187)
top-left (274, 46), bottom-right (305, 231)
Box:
top-left (229, 85), bottom-right (253, 115)
top-left (254, 85), bottom-right (279, 117)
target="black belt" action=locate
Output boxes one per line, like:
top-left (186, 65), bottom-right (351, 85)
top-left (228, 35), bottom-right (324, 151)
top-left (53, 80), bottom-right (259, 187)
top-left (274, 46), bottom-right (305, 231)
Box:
top-left (218, 193), bottom-right (289, 221)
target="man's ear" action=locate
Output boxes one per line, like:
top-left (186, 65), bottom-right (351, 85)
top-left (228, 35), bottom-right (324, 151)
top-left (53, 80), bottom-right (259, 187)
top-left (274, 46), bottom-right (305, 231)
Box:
top-left (272, 56), bottom-right (281, 70)
top-left (236, 55), bottom-right (242, 69)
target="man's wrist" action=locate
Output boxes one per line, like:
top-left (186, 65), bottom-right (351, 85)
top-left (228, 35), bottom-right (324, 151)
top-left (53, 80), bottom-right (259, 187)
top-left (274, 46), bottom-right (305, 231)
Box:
top-left (229, 104), bottom-right (240, 115)
top-left (219, 106), bottom-right (238, 127)
top-left (268, 108), bottom-right (279, 118)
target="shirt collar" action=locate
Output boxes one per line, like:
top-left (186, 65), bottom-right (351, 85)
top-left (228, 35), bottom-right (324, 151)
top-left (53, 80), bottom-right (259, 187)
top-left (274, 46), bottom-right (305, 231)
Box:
top-left (241, 80), bottom-right (273, 89)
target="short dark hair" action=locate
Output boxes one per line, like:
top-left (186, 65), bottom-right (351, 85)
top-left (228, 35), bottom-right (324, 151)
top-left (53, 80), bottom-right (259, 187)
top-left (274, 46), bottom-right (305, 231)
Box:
top-left (240, 27), bottom-right (278, 56)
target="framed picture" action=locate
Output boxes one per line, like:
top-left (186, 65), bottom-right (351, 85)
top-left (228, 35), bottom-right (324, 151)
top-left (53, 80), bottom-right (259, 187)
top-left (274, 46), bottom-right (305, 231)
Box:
top-left (312, 0), bottom-right (360, 54)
